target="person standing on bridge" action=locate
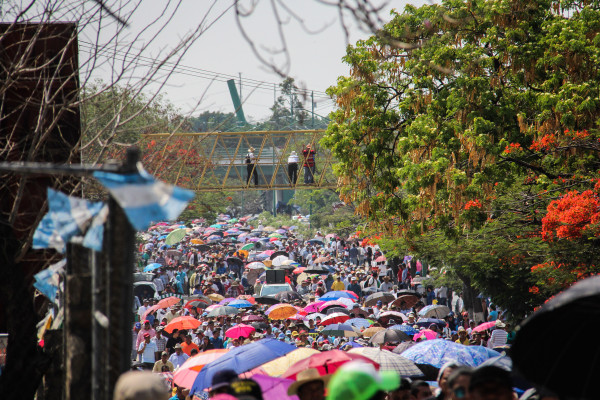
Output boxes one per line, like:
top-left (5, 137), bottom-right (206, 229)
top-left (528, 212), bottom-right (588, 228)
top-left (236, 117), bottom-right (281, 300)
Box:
top-left (288, 150), bottom-right (299, 185)
top-left (302, 144), bottom-right (316, 184)
top-left (246, 146), bottom-right (258, 186)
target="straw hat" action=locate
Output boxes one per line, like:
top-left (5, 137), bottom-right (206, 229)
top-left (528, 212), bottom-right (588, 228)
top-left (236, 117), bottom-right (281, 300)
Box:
top-left (287, 368), bottom-right (331, 395)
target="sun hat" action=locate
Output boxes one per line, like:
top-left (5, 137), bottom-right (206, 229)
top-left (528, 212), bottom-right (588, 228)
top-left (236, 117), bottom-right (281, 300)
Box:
top-left (495, 320), bottom-right (506, 328)
top-left (288, 368), bottom-right (331, 395)
top-left (113, 371), bottom-right (169, 400)
top-left (326, 361), bottom-right (399, 400)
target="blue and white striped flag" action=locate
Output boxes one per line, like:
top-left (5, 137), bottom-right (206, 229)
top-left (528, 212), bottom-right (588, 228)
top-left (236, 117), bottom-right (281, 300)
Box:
top-left (93, 168), bottom-right (195, 231)
top-left (33, 188), bottom-right (104, 253)
top-left (83, 204), bottom-right (109, 252)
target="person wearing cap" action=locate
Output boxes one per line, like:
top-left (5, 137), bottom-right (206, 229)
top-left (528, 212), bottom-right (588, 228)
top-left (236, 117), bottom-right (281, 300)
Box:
top-left (137, 333), bottom-right (158, 369)
top-left (455, 327), bottom-right (470, 346)
top-left (288, 150), bottom-right (299, 185)
top-left (326, 361), bottom-right (399, 400)
top-left (136, 320), bottom-right (156, 353)
top-left (132, 322), bottom-right (142, 362)
top-left (487, 320), bottom-right (508, 349)
top-left (288, 368), bottom-right (330, 400)
top-left (168, 343), bottom-right (189, 370)
top-left (153, 351), bottom-right (175, 373)
top-left (468, 366), bottom-right (513, 400)
top-left (245, 146), bottom-right (258, 186)
top-left (349, 303), bottom-right (368, 319)
top-left (347, 277), bottom-right (362, 299)
top-left (302, 143), bottom-right (316, 184)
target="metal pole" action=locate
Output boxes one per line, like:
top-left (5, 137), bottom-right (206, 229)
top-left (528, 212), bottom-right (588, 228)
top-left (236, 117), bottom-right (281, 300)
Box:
top-left (311, 91), bottom-right (315, 128)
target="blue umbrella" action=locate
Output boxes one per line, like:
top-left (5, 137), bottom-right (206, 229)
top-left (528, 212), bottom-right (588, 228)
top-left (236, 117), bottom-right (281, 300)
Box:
top-left (191, 339), bottom-right (296, 394)
top-left (401, 339), bottom-right (500, 368)
top-left (346, 318), bottom-right (373, 329)
top-left (228, 299), bottom-right (253, 308)
top-left (320, 291), bottom-right (358, 301)
top-left (143, 263), bottom-right (162, 272)
top-left (389, 324), bottom-right (419, 335)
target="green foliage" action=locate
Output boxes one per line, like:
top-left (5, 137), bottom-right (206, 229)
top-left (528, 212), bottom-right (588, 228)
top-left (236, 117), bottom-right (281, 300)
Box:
top-left (188, 111), bottom-right (240, 132)
top-left (324, 0), bottom-right (600, 319)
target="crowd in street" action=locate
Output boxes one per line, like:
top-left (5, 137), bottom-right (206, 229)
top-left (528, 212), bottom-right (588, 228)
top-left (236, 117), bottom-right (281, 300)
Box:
top-left (118, 214), bottom-right (542, 400)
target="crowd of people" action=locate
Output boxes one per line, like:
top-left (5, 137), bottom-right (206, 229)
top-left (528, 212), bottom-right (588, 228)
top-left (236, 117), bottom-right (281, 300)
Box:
top-left (120, 214), bottom-right (540, 400)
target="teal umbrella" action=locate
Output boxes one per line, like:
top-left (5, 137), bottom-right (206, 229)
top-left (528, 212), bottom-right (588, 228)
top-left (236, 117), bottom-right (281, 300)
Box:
top-left (241, 243), bottom-right (255, 251)
top-left (165, 228), bottom-right (187, 245)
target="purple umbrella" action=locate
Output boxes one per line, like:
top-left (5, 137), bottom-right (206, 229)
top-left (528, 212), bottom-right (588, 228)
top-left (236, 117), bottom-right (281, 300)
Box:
top-left (251, 374), bottom-right (298, 400)
top-left (219, 298), bottom-right (236, 305)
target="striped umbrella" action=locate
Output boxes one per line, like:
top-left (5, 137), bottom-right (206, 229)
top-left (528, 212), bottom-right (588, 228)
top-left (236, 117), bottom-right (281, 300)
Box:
top-left (348, 348), bottom-right (424, 378)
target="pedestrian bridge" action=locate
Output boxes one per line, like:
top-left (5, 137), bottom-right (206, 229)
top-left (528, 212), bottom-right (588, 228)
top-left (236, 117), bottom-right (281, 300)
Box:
top-left (141, 130), bottom-right (339, 192)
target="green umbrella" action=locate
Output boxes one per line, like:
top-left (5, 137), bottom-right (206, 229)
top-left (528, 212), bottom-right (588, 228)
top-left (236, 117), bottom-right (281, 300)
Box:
top-left (165, 228), bottom-right (187, 245)
top-left (241, 243), bottom-right (255, 251)
top-left (268, 233), bottom-right (283, 238)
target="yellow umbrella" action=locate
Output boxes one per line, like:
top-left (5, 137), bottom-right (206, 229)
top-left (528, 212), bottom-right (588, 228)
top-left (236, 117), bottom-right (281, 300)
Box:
top-left (260, 348), bottom-right (319, 376)
top-left (191, 239), bottom-right (204, 245)
top-left (268, 304), bottom-right (298, 320)
top-left (263, 260), bottom-right (272, 268)
top-left (296, 272), bottom-right (308, 284)
top-left (362, 326), bottom-right (386, 338)
top-left (208, 293), bottom-right (225, 302)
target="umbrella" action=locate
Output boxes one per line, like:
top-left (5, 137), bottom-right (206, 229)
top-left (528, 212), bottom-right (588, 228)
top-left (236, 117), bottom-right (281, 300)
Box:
top-left (242, 315), bottom-right (264, 322)
top-left (267, 304), bottom-right (298, 320)
top-left (228, 299), bottom-right (253, 308)
top-left (314, 256), bottom-right (329, 264)
top-left (158, 296), bottom-right (182, 308)
top-left (281, 259), bottom-right (298, 266)
top-left (207, 293), bottom-right (225, 302)
top-left (251, 374), bottom-right (297, 400)
top-left (303, 313), bottom-right (326, 322)
top-left (227, 257), bottom-right (244, 267)
top-left (375, 255), bottom-right (387, 263)
top-left (246, 262), bottom-right (266, 270)
top-left (472, 321), bottom-right (496, 332)
top-left (164, 316), bottom-right (201, 333)
top-left (237, 295), bottom-right (256, 304)
top-left (254, 296), bottom-right (280, 305)
top-left (348, 348), bottom-right (424, 378)
top-left (251, 322), bottom-right (269, 331)
top-left (219, 298), bottom-right (236, 305)
top-left (184, 299), bottom-right (211, 310)
top-left (346, 318), bottom-right (373, 329)
top-left (364, 292), bottom-right (396, 307)
top-left (306, 239), bottom-right (324, 246)
top-left (274, 291), bottom-right (302, 303)
top-left (225, 324), bottom-right (256, 339)
top-left (241, 243), bottom-right (255, 251)
top-left (292, 267), bottom-right (306, 274)
top-left (390, 294), bottom-right (420, 310)
top-left (173, 349), bottom-right (229, 389)
top-left (402, 339), bottom-right (500, 368)
top-left (191, 339), bottom-right (296, 394)
top-left (418, 305), bottom-right (451, 319)
top-left (413, 329), bottom-right (438, 341)
top-left (143, 263), bottom-right (162, 272)
top-left (165, 228), bottom-right (187, 245)
top-left (318, 301), bottom-right (348, 312)
top-left (392, 341), bottom-right (416, 354)
top-left (282, 349), bottom-right (378, 379)
top-left (259, 348), bottom-right (320, 376)
top-left (321, 323), bottom-right (361, 337)
top-left (415, 318), bottom-right (446, 329)
top-left (141, 304), bottom-right (161, 320)
top-left (318, 312), bottom-right (350, 326)
top-left (303, 265), bottom-right (329, 274)
top-left (205, 304), bottom-right (222, 312)
top-left (270, 250), bottom-right (289, 260)
top-left (389, 325), bottom-right (419, 335)
top-left (378, 311), bottom-right (407, 324)
top-left (320, 291), bottom-right (358, 301)
top-left (263, 226), bottom-right (277, 232)
top-left (206, 306), bottom-right (239, 317)
top-left (326, 307), bottom-right (350, 315)
top-left (195, 244), bottom-right (211, 252)
top-left (362, 326), bottom-right (386, 338)
top-left (369, 329), bottom-right (411, 344)
top-left (511, 276), bottom-right (600, 399)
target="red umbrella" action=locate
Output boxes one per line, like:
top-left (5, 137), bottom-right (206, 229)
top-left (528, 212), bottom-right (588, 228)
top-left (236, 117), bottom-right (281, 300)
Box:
top-left (318, 312), bottom-right (350, 326)
top-left (318, 301), bottom-right (349, 312)
top-left (158, 296), bottom-right (182, 309)
top-left (225, 324), bottom-right (256, 339)
top-left (282, 350), bottom-right (379, 379)
top-left (472, 321), bottom-right (496, 332)
top-left (164, 316), bottom-right (201, 333)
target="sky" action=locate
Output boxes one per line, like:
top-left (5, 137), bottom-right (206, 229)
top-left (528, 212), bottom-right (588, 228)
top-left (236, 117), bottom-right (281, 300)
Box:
top-left (81, 0), bottom-right (428, 122)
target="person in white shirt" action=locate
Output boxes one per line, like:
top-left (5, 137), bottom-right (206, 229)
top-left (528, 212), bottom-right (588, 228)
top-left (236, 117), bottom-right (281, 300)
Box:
top-left (288, 151), bottom-right (299, 185)
top-left (488, 321), bottom-right (509, 348)
top-left (168, 344), bottom-right (189, 370)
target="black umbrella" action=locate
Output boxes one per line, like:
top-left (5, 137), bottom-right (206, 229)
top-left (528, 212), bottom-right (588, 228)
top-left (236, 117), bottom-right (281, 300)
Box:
top-left (369, 329), bottom-right (411, 344)
top-left (307, 239), bottom-right (324, 246)
top-left (274, 291), bottom-right (302, 303)
top-left (254, 296), bottom-right (280, 305)
top-left (512, 276), bottom-right (600, 399)
top-left (364, 292), bottom-right (396, 307)
top-left (226, 257), bottom-right (244, 267)
top-left (251, 322), bottom-right (269, 331)
top-left (304, 265), bottom-right (329, 274)
top-left (270, 250), bottom-right (289, 260)
top-left (415, 363), bottom-right (439, 381)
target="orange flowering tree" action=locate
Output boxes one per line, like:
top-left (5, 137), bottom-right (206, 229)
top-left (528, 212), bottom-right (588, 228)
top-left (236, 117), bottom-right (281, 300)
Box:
top-left (324, 0), bottom-right (600, 317)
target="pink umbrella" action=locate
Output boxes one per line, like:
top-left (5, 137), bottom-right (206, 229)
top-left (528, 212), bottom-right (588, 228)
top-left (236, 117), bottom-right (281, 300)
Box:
top-left (375, 255), bottom-right (387, 262)
top-left (472, 321), bottom-right (496, 332)
top-left (242, 315), bottom-right (264, 322)
top-left (206, 304), bottom-right (222, 312)
top-left (287, 313), bottom-right (306, 321)
top-left (413, 329), bottom-right (438, 341)
top-left (318, 312), bottom-right (350, 326)
top-left (261, 250), bottom-right (275, 256)
top-left (318, 301), bottom-right (349, 312)
top-left (142, 304), bottom-right (161, 320)
top-left (252, 374), bottom-right (299, 400)
top-left (304, 301), bottom-right (326, 313)
top-left (225, 323), bottom-right (256, 339)
top-left (292, 267), bottom-right (306, 274)
top-left (342, 290), bottom-right (360, 300)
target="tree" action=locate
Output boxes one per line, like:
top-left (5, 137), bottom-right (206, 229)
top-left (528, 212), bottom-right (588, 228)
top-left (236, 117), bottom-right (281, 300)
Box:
top-left (323, 0), bottom-right (600, 319)
top-left (189, 111), bottom-right (239, 133)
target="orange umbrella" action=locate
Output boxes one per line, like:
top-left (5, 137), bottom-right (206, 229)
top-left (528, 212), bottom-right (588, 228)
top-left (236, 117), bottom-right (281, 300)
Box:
top-left (267, 304), bottom-right (298, 320)
top-left (158, 296), bottom-right (182, 309)
top-left (164, 316), bottom-right (201, 333)
top-left (173, 349), bottom-right (229, 388)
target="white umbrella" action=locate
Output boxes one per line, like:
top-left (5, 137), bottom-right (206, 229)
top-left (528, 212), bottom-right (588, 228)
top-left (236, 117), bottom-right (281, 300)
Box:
top-left (271, 255), bottom-right (289, 267)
